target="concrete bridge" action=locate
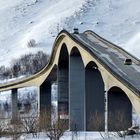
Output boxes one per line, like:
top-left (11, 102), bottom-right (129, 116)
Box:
top-left (0, 30), bottom-right (140, 131)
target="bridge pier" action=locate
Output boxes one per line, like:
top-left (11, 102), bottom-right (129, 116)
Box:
top-left (58, 44), bottom-right (69, 127)
top-left (58, 67), bottom-right (69, 125)
top-left (11, 88), bottom-right (18, 122)
top-left (69, 52), bottom-right (85, 131)
top-left (39, 81), bottom-right (51, 118)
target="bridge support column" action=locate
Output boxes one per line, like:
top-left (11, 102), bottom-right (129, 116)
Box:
top-left (58, 67), bottom-right (69, 127)
top-left (39, 82), bottom-right (52, 128)
top-left (39, 81), bottom-right (51, 112)
top-left (105, 90), bottom-right (108, 133)
top-left (11, 88), bottom-right (18, 122)
top-left (69, 55), bottom-right (85, 131)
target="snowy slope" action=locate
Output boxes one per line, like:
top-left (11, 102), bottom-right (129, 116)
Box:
top-left (0, 0), bottom-right (140, 67)
top-left (64, 0), bottom-right (140, 58)
top-left (0, 0), bottom-right (87, 66)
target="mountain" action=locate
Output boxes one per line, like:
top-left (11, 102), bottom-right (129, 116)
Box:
top-left (0, 0), bottom-right (140, 67)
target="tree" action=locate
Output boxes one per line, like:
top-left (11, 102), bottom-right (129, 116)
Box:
top-left (8, 118), bottom-right (23, 140)
top-left (39, 109), bottom-right (67, 140)
top-left (45, 119), bottom-right (67, 140)
top-left (0, 51), bottom-right (50, 81)
top-left (21, 114), bottom-right (39, 138)
top-left (0, 120), bottom-right (7, 138)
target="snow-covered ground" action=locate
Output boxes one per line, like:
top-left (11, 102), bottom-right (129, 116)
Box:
top-left (20, 132), bottom-right (140, 140)
top-left (1, 132), bottom-right (140, 140)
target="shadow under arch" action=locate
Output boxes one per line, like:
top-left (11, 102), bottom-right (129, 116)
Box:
top-left (108, 86), bottom-right (132, 131)
top-left (70, 46), bottom-right (82, 56)
top-left (69, 47), bottom-right (85, 131)
top-left (57, 43), bottom-right (69, 127)
top-left (85, 61), bottom-right (105, 131)
top-left (58, 43), bottom-right (69, 67)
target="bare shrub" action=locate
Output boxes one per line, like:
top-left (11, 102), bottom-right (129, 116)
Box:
top-left (108, 111), bottom-right (129, 131)
top-left (7, 118), bottom-right (23, 140)
top-left (45, 119), bottom-right (68, 140)
top-left (21, 114), bottom-right (39, 138)
top-left (0, 119), bottom-right (8, 138)
top-left (39, 109), bottom-right (67, 140)
top-left (39, 109), bottom-right (51, 131)
top-left (116, 111), bottom-right (128, 130)
top-left (27, 39), bottom-right (36, 48)
top-left (88, 111), bottom-right (104, 131)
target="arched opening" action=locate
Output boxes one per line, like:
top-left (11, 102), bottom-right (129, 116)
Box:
top-left (108, 87), bottom-right (132, 131)
top-left (85, 61), bottom-right (105, 131)
top-left (58, 44), bottom-right (69, 127)
top-left (69, 47), bottom-right (85, 131)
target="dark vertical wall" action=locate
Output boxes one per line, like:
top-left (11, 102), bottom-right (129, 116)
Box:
top-left (39, 65), bottom-right (57, 125)
top-left (108, 87), bottom-right (132, 131)
top-left (85, 62), bottom-right (105, 131)
top-left (69, 48), bottom-right (85, 131)
top-left (58, 68), bottom-right (68, 102)
top-left (39, 81), bottom-right (51, 112)
top-left (11, 88), bottom-right (18, 121)
top-left (58, 44), bottom-right (69, 126)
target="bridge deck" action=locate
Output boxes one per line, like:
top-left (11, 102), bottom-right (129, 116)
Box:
top-left (73, 31), bottom-right (140, 96)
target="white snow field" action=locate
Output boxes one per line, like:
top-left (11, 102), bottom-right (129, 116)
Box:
top-left (1, 132), bottom-right (140, 140)
top-left (0, 0), bottom-right (88, 66)
top-left (0, 0), bottom-right (140, 67)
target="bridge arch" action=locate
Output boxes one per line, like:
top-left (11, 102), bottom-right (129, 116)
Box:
top-left (69, 47), bottom-right (85, 130)
top-left (70, 47), bottom-right (82, 56)
top-left (85, 61), bottom-right (105, 131)
top-left (58, 43), bottom-right (69, 67)
top-left (108, 86), bottom-right (132, 131)
top-left (57, 43), bottom-right (69, 124)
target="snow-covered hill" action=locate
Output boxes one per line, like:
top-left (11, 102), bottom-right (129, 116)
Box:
top-left (0, 0), bottom-right (140, 66)
top-left (0, 0), bottom-right (87, 66)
